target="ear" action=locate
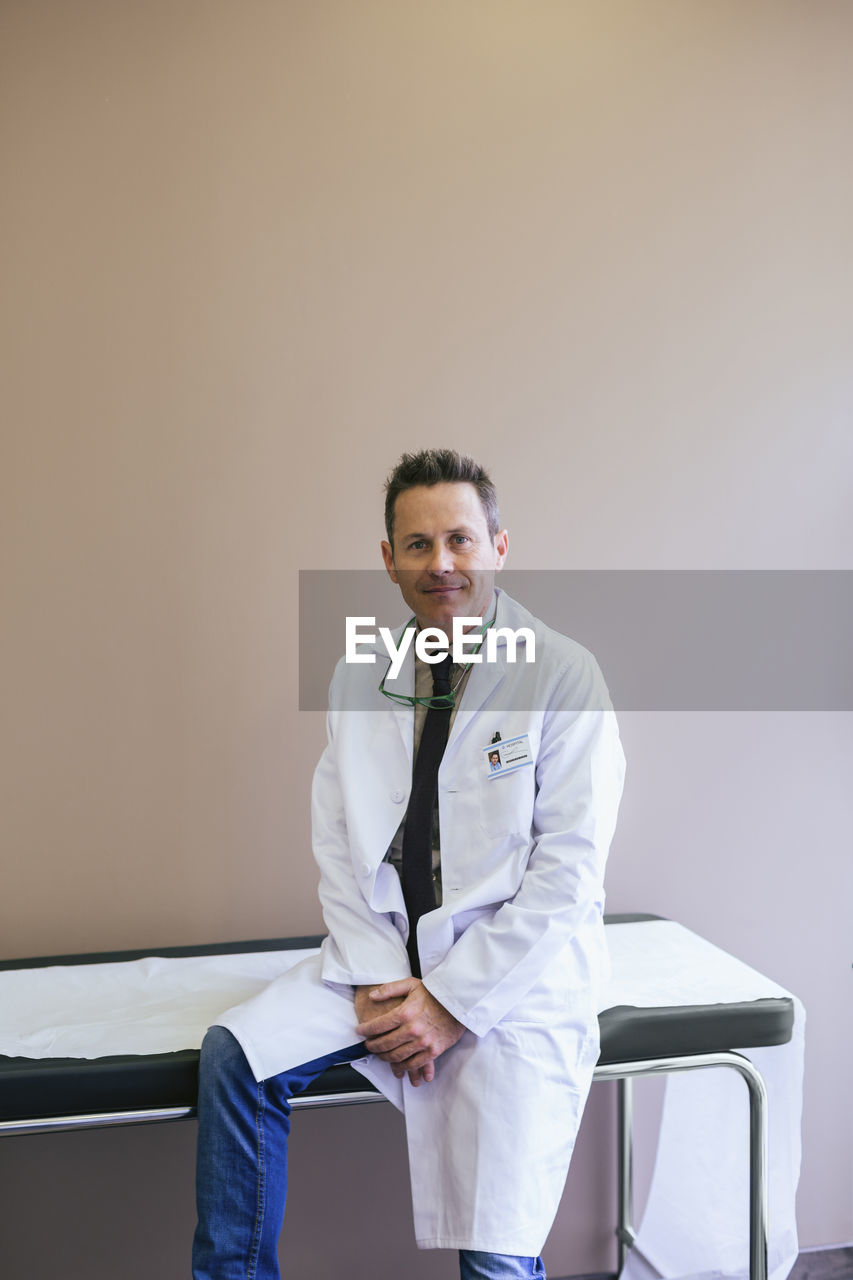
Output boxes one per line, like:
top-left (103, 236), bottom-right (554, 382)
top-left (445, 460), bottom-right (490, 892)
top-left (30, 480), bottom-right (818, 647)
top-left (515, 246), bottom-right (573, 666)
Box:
top-left (380, 540), bottom-right (399, 583)
top-left (493, 529), bottom-right (509, 571)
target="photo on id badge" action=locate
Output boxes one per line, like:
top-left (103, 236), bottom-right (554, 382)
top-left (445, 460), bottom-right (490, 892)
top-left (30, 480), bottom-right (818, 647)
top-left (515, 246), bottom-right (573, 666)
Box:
top-left (483, 734), bottom-right (533, 778)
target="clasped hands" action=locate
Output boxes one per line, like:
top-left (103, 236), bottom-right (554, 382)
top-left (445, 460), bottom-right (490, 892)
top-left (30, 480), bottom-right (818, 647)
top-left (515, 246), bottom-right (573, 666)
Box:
top-left (354, 978), bottom-right (464, 1087)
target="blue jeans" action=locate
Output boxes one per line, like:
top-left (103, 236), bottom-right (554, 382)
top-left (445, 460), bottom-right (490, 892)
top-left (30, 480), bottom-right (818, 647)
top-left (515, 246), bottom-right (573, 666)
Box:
top-left (193, 1026), bottom-right (545, 1280)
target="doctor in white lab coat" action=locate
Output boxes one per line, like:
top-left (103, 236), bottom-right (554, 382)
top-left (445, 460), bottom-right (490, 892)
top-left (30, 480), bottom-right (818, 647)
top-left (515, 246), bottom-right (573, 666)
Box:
top-left (198, 452), bottom-right (625, 1279)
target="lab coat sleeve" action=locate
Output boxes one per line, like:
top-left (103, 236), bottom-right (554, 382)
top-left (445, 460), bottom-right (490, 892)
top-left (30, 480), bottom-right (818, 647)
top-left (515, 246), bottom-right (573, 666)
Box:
top-left (422, 652), bottom-right (625, 1037)
top-left (312, 676), bottom-right (412, 990)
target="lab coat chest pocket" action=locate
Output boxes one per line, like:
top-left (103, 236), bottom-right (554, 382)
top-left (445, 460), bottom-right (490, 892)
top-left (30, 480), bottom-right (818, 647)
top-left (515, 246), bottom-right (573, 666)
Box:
top-left (479, 760), bottom-right (535, 838)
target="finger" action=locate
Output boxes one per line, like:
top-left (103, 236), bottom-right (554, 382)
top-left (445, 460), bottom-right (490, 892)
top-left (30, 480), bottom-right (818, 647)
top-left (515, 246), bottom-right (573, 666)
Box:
top-left (371, 1034), bottom-right (433, 1066)
top-left (369, 978), bottom-right (418, 1002)
top-left (363, 1032), bottom-right (414, 1058)
top-left (390, 1059), bottom-right (428, 1080)
top-left (355, 1010), bottom-right (406, 1038)
top-left (392, 1047), bottom-right (436, 1074)
top-left (356, 1004), bottom-right (427, 1042)
top-left (405, 1060), bottom-right (432, 1087)
top-left (366, 1018), bottom-right (436, 1054)
top-left (365, 1034), bottom-right (423, 1065)
top-left (390, 1058), bottom-right (421, 1082)
top-left (364, 1041), bottom-right (411, 1064)
top-left (364, 1015), bottom-right (441, 1056)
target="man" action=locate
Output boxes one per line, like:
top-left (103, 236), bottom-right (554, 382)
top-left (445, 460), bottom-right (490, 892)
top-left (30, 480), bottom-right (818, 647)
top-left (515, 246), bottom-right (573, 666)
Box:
top-left (193, 449), bottom-right (625, 1280)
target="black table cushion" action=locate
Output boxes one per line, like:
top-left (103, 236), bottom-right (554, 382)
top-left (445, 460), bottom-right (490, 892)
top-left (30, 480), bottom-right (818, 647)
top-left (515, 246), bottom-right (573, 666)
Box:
top-left (0, 921), bottom-right (795, 1124)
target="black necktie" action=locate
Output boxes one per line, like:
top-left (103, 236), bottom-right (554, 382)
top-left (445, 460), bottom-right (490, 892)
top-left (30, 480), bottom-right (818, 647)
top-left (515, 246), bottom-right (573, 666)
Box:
top-left (401, 654), bottom-right (453, 978)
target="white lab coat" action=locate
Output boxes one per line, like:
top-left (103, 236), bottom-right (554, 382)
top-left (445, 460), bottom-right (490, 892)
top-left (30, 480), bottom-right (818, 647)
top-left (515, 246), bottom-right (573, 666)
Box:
top-left (218, 589), bottom-right (625, 1254)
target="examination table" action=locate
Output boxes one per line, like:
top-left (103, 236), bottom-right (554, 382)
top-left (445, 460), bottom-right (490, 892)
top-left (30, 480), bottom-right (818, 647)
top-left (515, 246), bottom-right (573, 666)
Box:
top-left (0, 915), bottom-right (801, 1280)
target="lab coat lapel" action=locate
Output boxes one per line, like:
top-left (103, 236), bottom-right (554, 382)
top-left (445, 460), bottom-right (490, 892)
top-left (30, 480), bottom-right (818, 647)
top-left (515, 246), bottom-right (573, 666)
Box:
top-left (387, 682), bottom-right (414, 766)
top-left (446, 655), bottom-right (508, 751)
top-left (445, 588), bottom-right (524, 755)
top-left (369, 627), bottom-right (415, 768)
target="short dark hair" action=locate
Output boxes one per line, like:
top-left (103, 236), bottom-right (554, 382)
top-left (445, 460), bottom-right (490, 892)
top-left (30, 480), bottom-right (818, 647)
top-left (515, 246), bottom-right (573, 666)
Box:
top-left (383, 449), bottom-right (500, 546)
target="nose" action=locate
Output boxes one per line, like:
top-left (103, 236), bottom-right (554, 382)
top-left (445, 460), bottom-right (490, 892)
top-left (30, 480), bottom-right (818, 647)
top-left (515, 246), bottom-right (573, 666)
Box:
top-left (427, 542), bottom-right (455, 574)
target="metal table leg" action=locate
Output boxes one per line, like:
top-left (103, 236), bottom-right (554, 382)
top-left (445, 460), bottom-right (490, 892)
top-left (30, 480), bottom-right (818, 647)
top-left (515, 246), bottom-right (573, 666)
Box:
top-left (616, 1076), bottom-right (636, 1272)
top-left (595, 1051), bottom-right (769, 1280)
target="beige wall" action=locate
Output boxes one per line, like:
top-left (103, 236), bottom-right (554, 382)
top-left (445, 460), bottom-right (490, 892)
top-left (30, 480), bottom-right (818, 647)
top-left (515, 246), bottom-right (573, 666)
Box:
top-left (1, 2), bottom-right (851, 1275)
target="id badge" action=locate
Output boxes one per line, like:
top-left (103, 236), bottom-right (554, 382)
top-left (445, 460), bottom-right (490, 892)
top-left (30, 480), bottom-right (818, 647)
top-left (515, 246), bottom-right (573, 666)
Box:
top-left (483, 733), bottom-right (532, 778)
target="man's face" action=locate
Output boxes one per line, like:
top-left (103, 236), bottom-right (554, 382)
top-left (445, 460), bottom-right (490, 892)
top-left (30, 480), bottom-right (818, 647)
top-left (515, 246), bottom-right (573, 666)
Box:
top-left (381, 482), bottom-right (508, 632)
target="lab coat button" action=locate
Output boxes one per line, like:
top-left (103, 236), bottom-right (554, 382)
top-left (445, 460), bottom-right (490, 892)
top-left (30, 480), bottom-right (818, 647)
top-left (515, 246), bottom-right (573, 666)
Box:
top-left (391, 789), bottom-right (405, 803)
top-left (361, 862), bottom-right (371, 876)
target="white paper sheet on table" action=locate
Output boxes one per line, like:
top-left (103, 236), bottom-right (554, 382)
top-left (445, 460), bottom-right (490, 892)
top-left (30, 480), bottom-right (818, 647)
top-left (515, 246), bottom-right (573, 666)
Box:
top-left (0, 950), bottom-right (317, 1058)
top-left (0, 922), bottom-right (790, 1058)
top-left (0, 922), bottom-right (803, 1280)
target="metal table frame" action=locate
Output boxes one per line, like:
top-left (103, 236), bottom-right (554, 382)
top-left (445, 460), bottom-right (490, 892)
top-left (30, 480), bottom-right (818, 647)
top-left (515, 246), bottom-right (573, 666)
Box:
top-left (0, 1048), bottom-right (770, 1280)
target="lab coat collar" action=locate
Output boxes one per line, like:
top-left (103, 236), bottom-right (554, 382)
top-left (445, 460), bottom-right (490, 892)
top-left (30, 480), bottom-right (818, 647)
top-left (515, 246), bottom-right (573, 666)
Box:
top-left (366, 587), bottom-right (534, 759)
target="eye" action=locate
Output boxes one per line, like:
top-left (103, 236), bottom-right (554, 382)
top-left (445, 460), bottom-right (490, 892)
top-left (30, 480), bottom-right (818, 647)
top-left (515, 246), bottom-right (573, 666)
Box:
top-left (452, 535), bottom-right (471, 545)
top-left (408, 540), bottom-right (428, 551)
